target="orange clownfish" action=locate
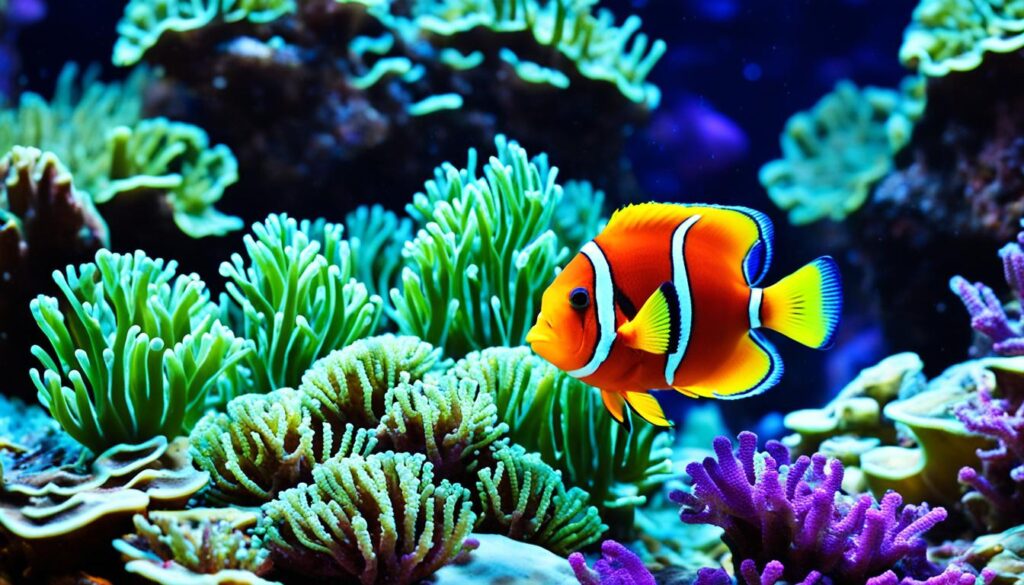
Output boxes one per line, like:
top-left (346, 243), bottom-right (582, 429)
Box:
top-left (525, 202), bottom-right (842, 429)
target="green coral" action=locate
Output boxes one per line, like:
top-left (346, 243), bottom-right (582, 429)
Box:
top-left (759, 77), bottom-right (925, 225)
top-left (380, 377), bottom-right (507, 481)
top-left (299, 334), bottom-right (442, 429)
top-left (900, 0), bottom-right (1024, 77)
top-left (257, 451), bottom-right (477, 584)
top-left (220, 213), bottom-right (383, 393)
top-left (453, 346), bottom-right (673, 525)
top-left (30, 249), bottom-right (252, 453)
top-left (553, 180), bottom-right (606, 253)
top-left (414, 0), bottom-right (665, 106)
top-left (392, 136), bottom-right (568, 357)
top-left (0, 64), bottom-right (241, 238)
top-left (343, 204), bottom-right (412, 314)
top-left (114, 0), bottom-right (297, 67)
top-left (476, 442), bottom-right (604, 555)
top-left (114, 508), bottom-right (274, 584)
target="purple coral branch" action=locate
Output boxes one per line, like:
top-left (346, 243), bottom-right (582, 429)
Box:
top-left (569, 540), bottom-right (655, 585)
top-left (670, 432), bottom-right (950, 584)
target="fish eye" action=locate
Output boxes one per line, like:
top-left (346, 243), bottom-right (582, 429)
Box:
top-left (568, 287), bottom-right (590, 310)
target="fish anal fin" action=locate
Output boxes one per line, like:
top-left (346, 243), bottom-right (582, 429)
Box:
top-left (684, 332), bottom-right (784, 401)
top-left (618, 282), bottom-right (679, 354)
top-left (623, 391), bottom-right (673, 427)
top-left (601, 389), bottom-right (631, 432)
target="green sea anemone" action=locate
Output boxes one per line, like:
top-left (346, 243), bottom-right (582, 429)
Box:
top-left (257, 451), bottom-right (477, 583)
top-left (392, 136), bottom-right (567, 357)
top-left (476, 442), bottom-right (605, 555)
top-left (343, 204), bottom-right (413, 317)
top-left (30, 249), bottom-right (252, 452)
top-left (220, 213), bottom-right (383, 393)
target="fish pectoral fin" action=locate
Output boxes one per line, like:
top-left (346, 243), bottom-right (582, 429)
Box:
top-left (623, 391), bottom-right (673, 427)
top-left (601, 389), bottom-right (631, 432)
top-left (617, 282), bottom-right (679, 354)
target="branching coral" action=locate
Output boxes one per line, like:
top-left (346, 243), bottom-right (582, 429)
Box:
top-left (453, 346), bottom-right (673, 527)
top-left (298, 334), bottom-right (442, 429)
top-left (900, 0), bottom-right (1024, 77)
top-left (569, 539), bottom-right (656, 585)
top-left (257, 452), bottom-right (477, 584)
top-left (220, 213), bottom-right (383, 393)
top-left (955, 362), bottom-right (1024, 532)
top-left (380, 377), bottom-right (506, 481)
top-left (951, 223), bottom-right (1024, 356)
top-left (477, 442), bottom-right (605, 555)
top-left (30, 249), bottom-right (252, 452)
top-left (0, 64), bottom-right (241, 239)
top-left (671, 432), bottom-right (951, 584)
top-left (392, 136), bottom-right (567, 356)
top-left (190, 387), bottom-right (377, 506)
top-left (114, 508), bottom-right (273, 584)
top-left (760, 78), bottom-right (925, 225)
top-left (0, 436), bottom-right (208, 572)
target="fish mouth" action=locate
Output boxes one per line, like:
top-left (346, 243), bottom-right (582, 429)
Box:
top-left (526, 317), bottom-right (554, 345)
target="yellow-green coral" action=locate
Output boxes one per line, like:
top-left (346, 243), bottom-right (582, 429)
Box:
top-left (415, 0), bottom-right (665, 106)
top-left (113, 508), bottom-right (274, 584)
top-left (343, 205), bottom-right (412, 317)
top-left (114, 0), bottom-right (298, 67)
top-left (476, 442), bottom-right (605, 555)
top-left (759, 77), bottom-right (925, 225)
top-left (380, 377), bottom-right (507, 480)
top-left (30, 249), bottom-right (252, 452)
top-left (900, 0), bottom-right (1024, 77)
top-left (0, 64), bottom-right (241, 238)
top-left (453, 346), bottom-right (673, 524)
top-left (220, 214), bottom-right (383, 393)
top-left (257, 452), bottom-right (476, 583)
top-left (298, 334), bottom-right (442, 429)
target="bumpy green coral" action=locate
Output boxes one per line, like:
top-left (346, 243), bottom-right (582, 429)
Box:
top-left (0, 64), bottom-right (241, 238)
top-left (114, 508), bottom-right (274, 584)
top-left (258, 452), bottom-right (477, 583)
top-left (900, 0), bottom-right (1024, 77)
top-left (453, 346), bottom-right (673, 524)
top-left (220, 214), bottom-right (383, 393)
top-left (30, 249), bottom-right (252, 452)
top-left (299, 334), bottom-right (443, 430)
top-left (393, 136), bottom-right (567, 357)
top-left (343, 204), bottom-right (412, 315)
top-left (114, 0), bottom-right (297, 67)
top-left (476, 442), bottom-right (604, 555)
top-left (760, 78), bottom-right (925, 225)
top-left (380, 377), bottom-right (507, 481)
top-left (415, 0), bottom-right (665, 106)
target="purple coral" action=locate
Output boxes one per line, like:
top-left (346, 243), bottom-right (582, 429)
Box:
top-left (950, 225), bottom-right (1024, 356)
top-left (670, 432), bottom-right (950, 585)
top-left (956, 385), bottom-right (1024, 531)
top-left (569, 540), bottom-right (655, 585)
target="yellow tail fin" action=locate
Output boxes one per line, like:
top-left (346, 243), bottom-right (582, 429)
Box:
top-left (761, 257), bottom-right (842, 349)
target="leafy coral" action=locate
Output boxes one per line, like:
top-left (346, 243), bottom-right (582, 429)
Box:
top-left (113, 508), bottom-right (274, 584)
top-left (30, 249), bottom-right (252, 452)
top-left (760, 77), bottom-right (925, 225)
top-left (453, 346), bottom-right (673, 525)
top-left (900, 0), bottom-right (1024, 77)
top-left (477, 442), bottom-right (605, 555)
top-left (672, 431), bottom-right (953, 584)
top-left (257, 451), bottom-right (477, 584)
top-left (220, 213), bottom-right (383, 393)
top-left (392, 136), bottom-right (568, 356)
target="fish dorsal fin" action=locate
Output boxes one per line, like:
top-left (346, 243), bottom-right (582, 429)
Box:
top-left (605, 203), bottom-right (775, 286)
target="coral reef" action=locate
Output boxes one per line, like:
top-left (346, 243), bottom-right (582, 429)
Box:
top-left (900, 0), bottom-right (1024, 77)
top-left (760, 77), bottom-right (924, 225)
top-left (30, 249), bottom-right (251, 452)
top-left (110, 0), bottom-right (661, 220)
top-left (220, 213), bottom-right (382, 393)
top-left (453, 346), bottom-right (673, 530)
top-left (113, 508), bottom-right (274, 584)
top-left (569, 539), bottom-right (656, 585)
top-left (257, 451), bottom-right (477, 583)
top-left (672, 431), bottom-right (952, 583)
